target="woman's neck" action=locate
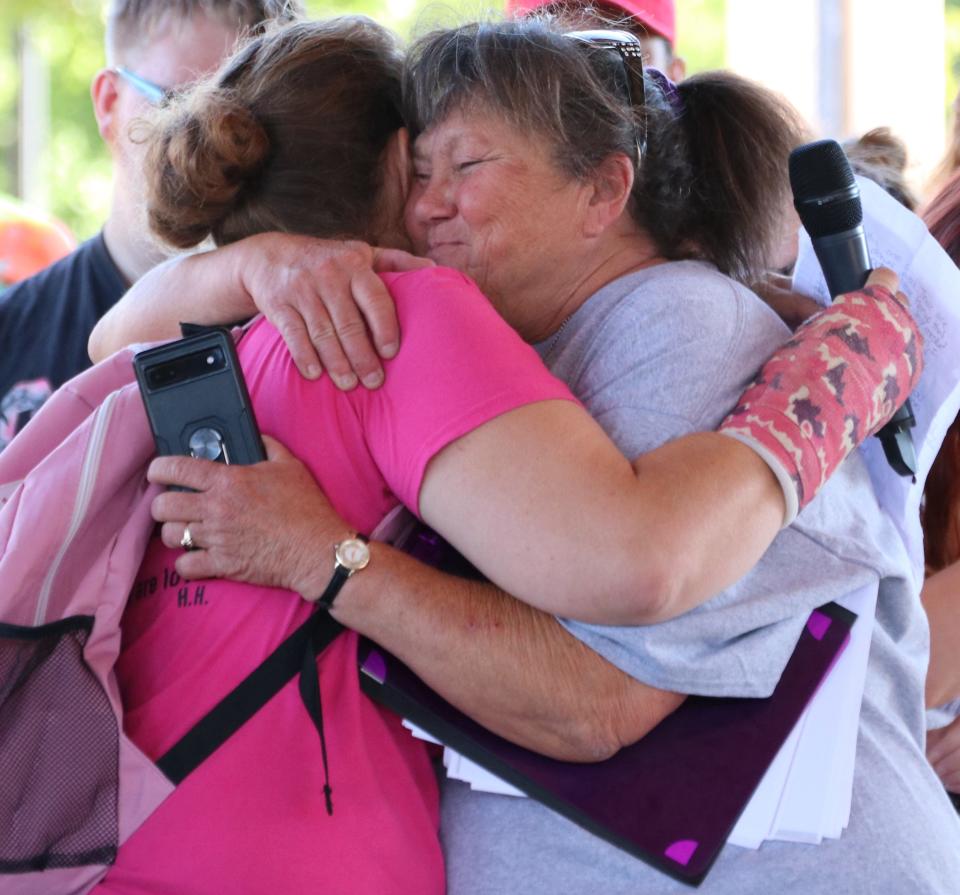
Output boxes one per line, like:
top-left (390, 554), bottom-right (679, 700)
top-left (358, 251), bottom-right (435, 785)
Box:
top-left (531, 234), bottom-right (666, 344)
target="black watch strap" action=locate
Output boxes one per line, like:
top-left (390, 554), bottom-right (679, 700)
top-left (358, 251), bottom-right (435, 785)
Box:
top-left (316, 564), bottom-right (352, 611)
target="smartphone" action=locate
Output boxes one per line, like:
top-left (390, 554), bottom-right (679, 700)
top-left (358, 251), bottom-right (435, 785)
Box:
top-left (133, 328), bottom-right (266, 466)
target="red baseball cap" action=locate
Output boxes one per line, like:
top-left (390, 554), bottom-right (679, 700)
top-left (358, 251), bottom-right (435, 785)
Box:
top-left (505, 0), bottom-right (676, 45)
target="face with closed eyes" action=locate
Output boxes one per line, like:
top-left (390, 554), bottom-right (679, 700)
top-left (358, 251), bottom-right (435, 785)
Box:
top-left (403, 104), bottom-right (602, 343)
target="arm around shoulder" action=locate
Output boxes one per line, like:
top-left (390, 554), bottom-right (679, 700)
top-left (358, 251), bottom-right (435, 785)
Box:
top-left (88, 245), bottom-right (251, 362)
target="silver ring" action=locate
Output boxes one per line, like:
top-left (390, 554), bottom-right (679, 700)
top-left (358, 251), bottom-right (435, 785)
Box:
top-left (180, 526), bottom-right (196, 551)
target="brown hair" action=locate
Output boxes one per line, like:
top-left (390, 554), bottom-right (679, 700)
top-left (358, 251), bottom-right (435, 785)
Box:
top-left (403, 18), bottom-right (807, 284)
top-left (920, 171), bottom-right (960, 571)
top-left (844, 127), bottom-right (918, 212)
top-left (145, 17), bottom-right (405, 249)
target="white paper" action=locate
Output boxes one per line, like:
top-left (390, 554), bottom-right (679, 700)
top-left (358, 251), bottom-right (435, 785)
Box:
top-left (727, 585), bottom-right (875, 848)
top-left (726, 712), bottom-right (805, 848)
top-left (793, 177), bottom-right (960, 587)
top-left (402, 719), bottom-right (441, 745)
top-left (768, 585), bottom-right (875, 843)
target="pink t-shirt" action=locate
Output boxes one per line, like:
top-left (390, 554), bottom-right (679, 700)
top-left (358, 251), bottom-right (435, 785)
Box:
top-left (97, 267), bottom-right (574, 895)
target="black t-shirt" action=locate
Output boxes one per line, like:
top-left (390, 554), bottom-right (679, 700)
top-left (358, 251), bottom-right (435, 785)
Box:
top-left (0, 232), bottom-right (127, 449)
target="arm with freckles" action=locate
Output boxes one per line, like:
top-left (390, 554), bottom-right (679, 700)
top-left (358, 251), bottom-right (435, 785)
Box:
top-left (331, 547), bottom-right (684, 761)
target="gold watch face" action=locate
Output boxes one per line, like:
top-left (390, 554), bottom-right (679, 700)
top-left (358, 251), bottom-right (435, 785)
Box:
top-left (336, 538), bottom-right (370, 573)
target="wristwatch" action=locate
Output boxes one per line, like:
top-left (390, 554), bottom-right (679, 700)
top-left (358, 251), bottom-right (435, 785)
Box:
top-left (314, 535), bottom-right (370, 610)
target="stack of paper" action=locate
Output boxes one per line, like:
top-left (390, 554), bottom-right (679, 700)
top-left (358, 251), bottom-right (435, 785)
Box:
top-left (727, 585), bottom-right (875, 847)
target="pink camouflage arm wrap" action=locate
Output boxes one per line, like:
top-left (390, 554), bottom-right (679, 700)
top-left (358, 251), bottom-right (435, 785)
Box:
top-left (719, 284), bottom-right (923, 524)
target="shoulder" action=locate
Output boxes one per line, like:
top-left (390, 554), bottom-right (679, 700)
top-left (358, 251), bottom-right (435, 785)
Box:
top-left (556, 261), bottom-right (794, 441)
top-left (381, 266), bottom-right (509, 329)
top-left (379, 266), bottom-right (538, 365)
top-left (601, 261), bottom-right (786, 350)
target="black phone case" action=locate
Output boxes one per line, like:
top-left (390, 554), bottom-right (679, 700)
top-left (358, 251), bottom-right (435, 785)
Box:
top-left (133, 329), bottom-right (266, 465)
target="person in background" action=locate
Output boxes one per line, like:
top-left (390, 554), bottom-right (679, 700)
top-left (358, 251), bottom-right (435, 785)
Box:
top-left (915, 170), bottom-right (960, 800)
top-left (0, 0), bottom-right (301, 451)
top-left (0, 194), bottom-right (75, 291)
top-left (507, 0), bottom-right (685, 82)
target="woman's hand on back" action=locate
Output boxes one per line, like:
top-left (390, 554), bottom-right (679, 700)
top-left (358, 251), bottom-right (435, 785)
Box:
top-left (235, 233), bottom-right (432, 389)
top-left (147, 435), bottom-right (351, 597)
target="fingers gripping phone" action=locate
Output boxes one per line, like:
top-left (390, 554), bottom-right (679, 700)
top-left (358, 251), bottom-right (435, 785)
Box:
top-left (134, 328), bottom-right (266, 467)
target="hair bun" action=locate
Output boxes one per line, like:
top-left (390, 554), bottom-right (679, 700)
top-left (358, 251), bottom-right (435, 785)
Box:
top-left (147, 90), bottom-right (271, 248)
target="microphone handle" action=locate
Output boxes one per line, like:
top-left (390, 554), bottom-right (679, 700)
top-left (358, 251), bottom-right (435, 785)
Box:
top-left (811, 228), bottom-right (918, 479)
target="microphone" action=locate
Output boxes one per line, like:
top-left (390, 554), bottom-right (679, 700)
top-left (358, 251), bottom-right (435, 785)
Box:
top-left (788, 139), bottom-right (917, 478)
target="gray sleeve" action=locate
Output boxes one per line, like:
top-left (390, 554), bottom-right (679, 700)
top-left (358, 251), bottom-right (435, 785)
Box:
top-left (557, 270), bottom-right (877, 697)
top-left (561, 527), bottom-right (880, 697)
top-left (566, 271), bottom-right (788, 454)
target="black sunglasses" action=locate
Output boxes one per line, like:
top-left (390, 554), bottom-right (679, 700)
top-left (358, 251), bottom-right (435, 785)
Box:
top-left (113, 66), bottom-right (174, 105)
top-left (566, 29), bottom-right (647, 163)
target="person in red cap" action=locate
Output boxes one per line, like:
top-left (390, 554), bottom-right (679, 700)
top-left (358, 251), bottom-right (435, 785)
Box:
top-left (506, 0), bottom-right (685, 81)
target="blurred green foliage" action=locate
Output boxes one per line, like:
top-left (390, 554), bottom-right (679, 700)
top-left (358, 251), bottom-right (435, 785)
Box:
top-left (947, 0), bottom-right (960, 110)
top-left (0, 0), bottom-right (730, 241)
top-left (675, 0), bottom-right (725, 71)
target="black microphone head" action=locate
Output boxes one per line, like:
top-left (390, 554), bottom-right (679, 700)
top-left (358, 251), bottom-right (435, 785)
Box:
top-left (789, 139), bottom-right (863, 238)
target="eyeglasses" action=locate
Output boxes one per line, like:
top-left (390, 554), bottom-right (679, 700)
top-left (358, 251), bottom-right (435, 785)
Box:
top-left (566, 29), bottom-right (647, 163)
top-left (113, 66), bottom-right (173, 105)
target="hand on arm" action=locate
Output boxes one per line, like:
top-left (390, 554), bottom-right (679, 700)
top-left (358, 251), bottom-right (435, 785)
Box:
top-left (88, 232), bottom-right (429, 387)
top-left (147, 438), bottom-right (684, 761)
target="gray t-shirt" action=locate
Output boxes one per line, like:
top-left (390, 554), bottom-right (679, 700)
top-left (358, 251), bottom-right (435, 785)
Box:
top-left (441, 261), bottom-right (960, 894)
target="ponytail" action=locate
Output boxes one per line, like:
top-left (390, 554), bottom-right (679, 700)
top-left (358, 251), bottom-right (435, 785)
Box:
top-left (633, 71), bottom-right (809, 283)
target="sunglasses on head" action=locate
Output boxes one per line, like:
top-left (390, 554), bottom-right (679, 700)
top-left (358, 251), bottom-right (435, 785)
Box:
top-left (566, 29), bottom-right (647, 163)
top-left (113, 66), bottom-right (173, 105)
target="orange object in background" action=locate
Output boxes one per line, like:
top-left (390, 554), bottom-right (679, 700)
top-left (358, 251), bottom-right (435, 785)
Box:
top-left (0, 194), bottom-right (76, 287)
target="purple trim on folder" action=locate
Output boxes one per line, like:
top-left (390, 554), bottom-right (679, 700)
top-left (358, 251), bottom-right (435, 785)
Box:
top-left (359, 602), bottom-right (855, 887)
top-left (806, 610), bottom-right (833, 641)
top-left (665, 840), bottom-right (699, 866)
top-left (361, 650), bottom-right (387, 684)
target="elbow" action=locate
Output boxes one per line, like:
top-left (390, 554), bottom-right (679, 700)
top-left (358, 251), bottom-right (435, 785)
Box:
top-left (542, 717), bottom-right (627, 764)
top-left (592, 560), bottom-right (685, 627)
